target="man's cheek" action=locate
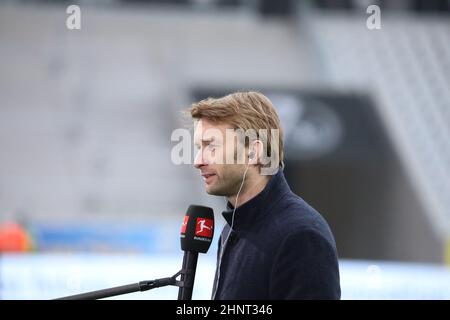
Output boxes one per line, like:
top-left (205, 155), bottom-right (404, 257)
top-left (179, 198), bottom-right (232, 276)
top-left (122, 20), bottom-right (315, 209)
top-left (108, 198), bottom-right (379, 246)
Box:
top-left (225, 146), bottom-right (237, 165)
top-left (212, 149), bottom-right (226, 165)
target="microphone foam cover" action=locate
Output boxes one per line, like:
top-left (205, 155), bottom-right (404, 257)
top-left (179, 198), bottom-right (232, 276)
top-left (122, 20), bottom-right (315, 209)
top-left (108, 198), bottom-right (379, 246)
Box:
top-left (180, 205), bottom-right (214, 253)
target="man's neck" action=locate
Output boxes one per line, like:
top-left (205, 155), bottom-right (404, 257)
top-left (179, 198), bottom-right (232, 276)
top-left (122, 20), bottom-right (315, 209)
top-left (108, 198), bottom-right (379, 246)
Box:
top-left (228, 174), bottom-right (270, 208)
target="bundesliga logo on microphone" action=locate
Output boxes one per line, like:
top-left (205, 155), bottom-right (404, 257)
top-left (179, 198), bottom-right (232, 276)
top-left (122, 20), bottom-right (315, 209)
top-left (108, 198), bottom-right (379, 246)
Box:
top-left (195, 218), bottom-right (213, 238)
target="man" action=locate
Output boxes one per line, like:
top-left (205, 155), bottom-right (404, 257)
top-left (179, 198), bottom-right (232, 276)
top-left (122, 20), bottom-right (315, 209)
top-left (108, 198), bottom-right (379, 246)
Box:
top-left (189, 91), bottom-right (340, 300)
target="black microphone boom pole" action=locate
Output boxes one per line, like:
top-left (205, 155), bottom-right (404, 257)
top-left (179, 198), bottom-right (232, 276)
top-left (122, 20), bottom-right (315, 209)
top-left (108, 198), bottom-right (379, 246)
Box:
top-left (56, 276), bottom-right (178, 300)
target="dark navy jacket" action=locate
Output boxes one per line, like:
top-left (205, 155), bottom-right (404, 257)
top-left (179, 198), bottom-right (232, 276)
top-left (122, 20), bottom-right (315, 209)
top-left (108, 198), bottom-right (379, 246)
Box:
top-left (211, 169), bottom-right (341, 300)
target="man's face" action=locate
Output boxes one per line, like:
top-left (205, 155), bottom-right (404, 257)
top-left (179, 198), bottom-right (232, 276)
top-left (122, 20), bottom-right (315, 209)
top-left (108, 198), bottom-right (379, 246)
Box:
top-left (193, 119), bottom-right (246, 196)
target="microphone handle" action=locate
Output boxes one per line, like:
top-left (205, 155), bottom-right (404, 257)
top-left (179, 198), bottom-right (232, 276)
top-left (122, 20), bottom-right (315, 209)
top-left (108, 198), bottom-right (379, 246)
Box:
top-left (177, 251), bottom-right (198, 300)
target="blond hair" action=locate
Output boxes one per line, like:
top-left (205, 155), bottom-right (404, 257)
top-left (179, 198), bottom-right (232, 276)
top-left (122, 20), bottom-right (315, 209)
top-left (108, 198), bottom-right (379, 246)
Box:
top-left (189, 91), bottom-right (284, 167)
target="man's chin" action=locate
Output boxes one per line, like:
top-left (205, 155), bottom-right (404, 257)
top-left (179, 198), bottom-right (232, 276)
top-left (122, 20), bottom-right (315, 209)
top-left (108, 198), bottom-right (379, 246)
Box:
top-left (205, 187), bottom-right (219, 195)
top-left (205, 185), bottom-right (226, 196)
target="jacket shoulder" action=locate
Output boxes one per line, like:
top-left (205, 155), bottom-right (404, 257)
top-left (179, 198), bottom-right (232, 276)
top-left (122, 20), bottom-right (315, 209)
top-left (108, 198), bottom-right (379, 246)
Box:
top-left (270, 191), bottom-right (337, 248)
top-left (268, 193), bottom-right (341, 299)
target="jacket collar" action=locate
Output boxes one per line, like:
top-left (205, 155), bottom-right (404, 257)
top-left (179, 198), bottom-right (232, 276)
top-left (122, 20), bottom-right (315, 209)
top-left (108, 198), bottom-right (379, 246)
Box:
top-left (222, 168), bottom-right (291, 231)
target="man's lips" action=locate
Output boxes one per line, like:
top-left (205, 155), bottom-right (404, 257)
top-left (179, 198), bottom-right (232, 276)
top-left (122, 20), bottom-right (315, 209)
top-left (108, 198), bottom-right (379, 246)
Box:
top-left (201, 173), bottom-right (217, 184)
top-left (201, 173), bottom-right (216, 178)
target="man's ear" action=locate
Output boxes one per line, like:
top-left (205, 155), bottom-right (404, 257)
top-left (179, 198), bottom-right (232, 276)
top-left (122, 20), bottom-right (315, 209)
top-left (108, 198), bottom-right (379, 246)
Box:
top-left (249, 140), bottom-right (263, 165)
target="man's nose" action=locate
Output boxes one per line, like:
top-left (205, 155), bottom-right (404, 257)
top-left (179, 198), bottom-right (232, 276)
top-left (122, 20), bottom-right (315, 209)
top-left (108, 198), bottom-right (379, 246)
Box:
top-left (194, 148), bottom-right (206, 169)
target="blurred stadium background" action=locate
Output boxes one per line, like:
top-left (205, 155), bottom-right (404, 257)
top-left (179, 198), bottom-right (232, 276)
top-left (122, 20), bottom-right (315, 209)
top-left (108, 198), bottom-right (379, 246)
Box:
top-left (0, 0), bottom-right (449, 299)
